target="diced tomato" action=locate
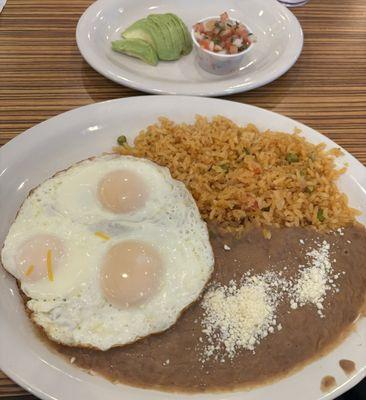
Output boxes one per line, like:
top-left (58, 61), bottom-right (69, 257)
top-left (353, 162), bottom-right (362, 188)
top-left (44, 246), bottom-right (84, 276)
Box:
top-left (237, 28), bottom-right (249, 40)
top-left (198, 39), bottom-right (210, 50)
top-left (194, 12), bottom-right (251, 54)
top-left (223, 44), bottom-right (231, 52)
top-left (223, 38), bottom-right (232, 48)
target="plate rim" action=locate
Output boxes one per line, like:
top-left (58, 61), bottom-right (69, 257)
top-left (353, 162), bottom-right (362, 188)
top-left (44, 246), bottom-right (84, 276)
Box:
top-left (1, 95), bottom-right (366, 400)
top-left (75, 0), bottom-right (304, 96)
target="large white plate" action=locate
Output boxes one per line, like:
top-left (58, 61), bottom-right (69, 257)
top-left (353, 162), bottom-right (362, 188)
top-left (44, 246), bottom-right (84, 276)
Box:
top-left (76, 0), bottom-right (303, 96)
top-left (1, 96), bottom-right (366, 400)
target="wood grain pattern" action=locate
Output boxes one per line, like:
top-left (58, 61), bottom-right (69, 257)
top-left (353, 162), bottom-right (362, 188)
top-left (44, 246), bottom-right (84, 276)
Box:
top-left (0, 0), bottom-right (365, 398)
top-left (0, 371), bottom-right (28, 397)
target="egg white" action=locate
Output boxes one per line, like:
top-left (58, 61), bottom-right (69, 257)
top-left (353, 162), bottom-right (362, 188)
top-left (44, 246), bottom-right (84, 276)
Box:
top-left (1, 155), bottom-right (214, 350)
top-left (28, 222), bottom-right (212, 350)
top-left (1, 199), bottom-right (98, 299)
top-left (34, 155), bottom-right (180, 225)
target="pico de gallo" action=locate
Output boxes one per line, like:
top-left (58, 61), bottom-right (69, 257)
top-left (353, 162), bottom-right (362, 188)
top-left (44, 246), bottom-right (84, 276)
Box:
top-left (193, 12), bottom-right (252, 55)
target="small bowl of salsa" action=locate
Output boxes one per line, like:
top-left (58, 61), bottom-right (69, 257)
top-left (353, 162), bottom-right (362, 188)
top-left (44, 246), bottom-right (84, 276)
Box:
top-left (192, 12), bottom-right (253, 75)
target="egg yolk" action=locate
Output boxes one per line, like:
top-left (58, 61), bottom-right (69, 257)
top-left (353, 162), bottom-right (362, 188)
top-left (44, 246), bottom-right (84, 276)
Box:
top-left (97, 170), bottom-right (148, 214)
top-left (100, 240), bottom-right (162, 309)
top-left (16, 234), bottom-right (64, 282)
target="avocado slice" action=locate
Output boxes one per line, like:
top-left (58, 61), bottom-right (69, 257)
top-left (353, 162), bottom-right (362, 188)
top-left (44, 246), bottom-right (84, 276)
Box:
top-left (147, 14), bottom-right (183, 60)
top-left (122, 18), bottom-right (156, 48)
top-left (120, 14), bottom-right (191, 61)
top-left (145, 15), bottom-right (179, 61)
top-left (122, 16), bottom-right (174, 61)
top-left (167, 13), bottom-right (192, 55)
top-left (111, 38), bottom-right (158, 66)
top-left (163, 14), bottom-right (185, 56)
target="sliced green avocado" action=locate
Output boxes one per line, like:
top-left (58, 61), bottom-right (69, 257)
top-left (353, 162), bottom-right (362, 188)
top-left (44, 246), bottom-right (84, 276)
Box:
top-left (111, 38), bottom-right (158, 66)
top-left (122, 19), bottom-right (156, 48)
top-left (122, 17), bottom-right (172, 60)
top-left (163, 14), bottom-right (185, 55)
top-left (167, 13), bottom-right (192, 55)
top-left (144, 15), bottom-right (178, 61)
top-left (121, 14), bottom-right (191, 61)
top-left (147, 14), bottom-right (182, 60)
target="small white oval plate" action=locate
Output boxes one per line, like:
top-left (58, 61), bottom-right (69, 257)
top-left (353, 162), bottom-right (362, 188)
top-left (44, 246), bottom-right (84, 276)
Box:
top-left (76, 0), bottom-right (303, 96)
top-left (1, 96), bottom-right (366, 400)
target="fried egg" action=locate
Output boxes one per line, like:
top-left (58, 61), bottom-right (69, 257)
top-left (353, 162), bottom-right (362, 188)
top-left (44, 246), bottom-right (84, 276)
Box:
top-left (34, 155), bottom-right (185, 225)
top-left (1, 155), bottom-right (214, 350)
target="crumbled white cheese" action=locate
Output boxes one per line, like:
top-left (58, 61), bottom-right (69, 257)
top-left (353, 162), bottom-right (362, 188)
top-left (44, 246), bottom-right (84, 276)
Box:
top-left (199, 238), bottom-right (344, 361)
top-left (200, 272), bottom-right (285, 361)
top-left (290, 300), bottom-right (298, 309)
top-left (224, 244), bottom-right (231, 251)
top-left (290, 240), bottom-right (338, 317)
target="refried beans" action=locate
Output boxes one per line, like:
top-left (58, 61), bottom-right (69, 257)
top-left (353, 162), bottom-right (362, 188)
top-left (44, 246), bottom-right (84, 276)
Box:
top-left (47, 225), bottom-right (366, 392)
